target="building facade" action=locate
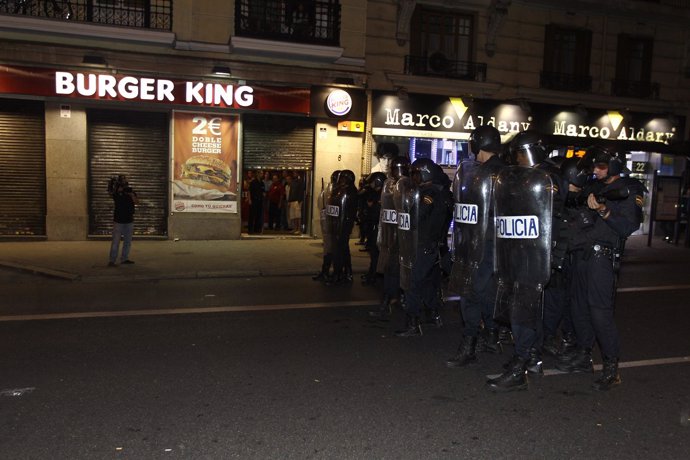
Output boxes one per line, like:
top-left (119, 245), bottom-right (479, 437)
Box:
top-left (364, 0), bottom-right (690, 233)
top-left (0, 0), bottom-right (368, 240)
top-left (2, 0), bottom-right (689, 241)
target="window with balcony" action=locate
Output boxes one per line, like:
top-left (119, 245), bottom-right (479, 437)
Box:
top-left (613, 34), bottom-right (659, 98)
top-left (0, 0), bottom-right (172, 30)
top-left (405, 7), bottom-right (485, 81)
top-left (541, 24), bottom-right (592, 92)
top-left (235, 0), bottom-right (341, 46)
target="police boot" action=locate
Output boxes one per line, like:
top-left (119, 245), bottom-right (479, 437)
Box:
top-left (498, 326), bottom-right (514, 345)
top-left (477, 328), bottom-right (502, 354)
top-left (368, 295), bottom-right (391, 320)
top-left (425, 309), bottom-right (443, 328)
top-left (592, 356), bottom-right (621, 391)
top-left (559, 332), bottom-right (577, 357)
top-left (526, 347), bottom-right (543, 375)
top-left (556, 347), bottom-right (593, 373)
top-left (446, 336), bottom-right (478, 368)
top-left (487, 355), bottom-right (529, 392)
top-left (542, 335), bottom-right (561, 357)
top-left (395, 315), bottom-right (422, 338)
top-left (343, 263), bottom-right (354, 284)
top-left (312, 271), bottom-right (327, 281)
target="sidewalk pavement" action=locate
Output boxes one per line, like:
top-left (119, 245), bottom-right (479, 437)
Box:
top-left (0, 235), bottom-right (372, 282)
top-left (0, 233), bottom-right (687, 283)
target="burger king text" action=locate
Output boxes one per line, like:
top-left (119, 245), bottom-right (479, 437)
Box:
top-left (55, 71), bottom-right (254, 107)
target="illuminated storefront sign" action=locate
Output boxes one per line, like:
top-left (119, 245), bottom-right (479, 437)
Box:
top-left (0, 65), bottom-right (310, 113)
top-left (372, 92), bottom-right (531, 139)
top-left (371, 91), bottom-right (684, 147)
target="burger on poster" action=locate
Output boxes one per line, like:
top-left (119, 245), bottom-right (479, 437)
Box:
top-left (180, 155), bottom-right (232, 192)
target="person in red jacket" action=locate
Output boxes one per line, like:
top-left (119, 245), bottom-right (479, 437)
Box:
top-left (266, 174), bottom-right (285, 230)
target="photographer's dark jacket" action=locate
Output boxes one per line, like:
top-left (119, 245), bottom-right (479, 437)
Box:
top-left (113, 190), bottom-right (137, 224)
top-left (572, 176), bottom-right (645, 249)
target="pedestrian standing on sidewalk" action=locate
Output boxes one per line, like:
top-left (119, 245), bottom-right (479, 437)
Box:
top-left (108, 175), bottom-right (139, 267)
top-left (286, 172), bottom-right (305, 234)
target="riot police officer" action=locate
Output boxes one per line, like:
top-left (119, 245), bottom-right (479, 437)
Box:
top-left (541, 158), bottom-right (591, 356)
top-left (395, 158), bottom-right (450, 337)
top-left (313, 170), bottom-right (340, 281)
top-left (556, 146), bottom-right (645, 391)
top-left (328, 169), bottom-right (358, 285)
top-left (487, 130), bottom-right (560, 391)
top-left (361, 172), bottom-right (387, 285)
top-left (369, 156), bottom-right (411, 319)
top-left (447, 125), bottom-right (507, 367)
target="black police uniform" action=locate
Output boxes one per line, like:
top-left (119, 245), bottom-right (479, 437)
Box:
top-left (459, 155), bottom-right (506, 345)
top-left (330, 180), bottom-right (358, 284)
top-left (565, 176), bottom-right (644, 387)
top-left (407, 185), bottom-right (447, 317)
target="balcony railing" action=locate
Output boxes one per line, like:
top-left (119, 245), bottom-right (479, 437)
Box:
top-left (405, 55), bottom-right (487, 82)
top-left (540, 71), bottom-right (592, 92)
top-left (611, 79), bottom-right (660, 99)
top-left (235, 0), bottom-right (340, 47)
top-left (0, 0), bottom-right (172, 30)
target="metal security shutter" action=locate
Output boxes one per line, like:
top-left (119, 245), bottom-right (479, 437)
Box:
top-left (0, 99), bottom-right (46, 237)
top-left (88, 110), bottom-right (169, 237)
top-left (242, 114), bottom-right (314, 169)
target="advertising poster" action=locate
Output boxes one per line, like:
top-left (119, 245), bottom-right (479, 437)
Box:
top-left (172, 111), bottom-right (239, 213)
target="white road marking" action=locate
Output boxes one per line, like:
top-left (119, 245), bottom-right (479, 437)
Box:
top-left (0, 300), bottom-right (378, 322)
top-left (487, 356), bottom-right (690, 379)
top-left (617, 285), bottom-right (690, 293)
top-left (449, 285), bottom-right (690, 301)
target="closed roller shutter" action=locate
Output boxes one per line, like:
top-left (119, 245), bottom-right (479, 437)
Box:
top-left (242, 114), bottom-right (314, 170)
top-left (0, 99), bottom-right (46, 237)
top-left (88, 110), bottom-right (169, 237)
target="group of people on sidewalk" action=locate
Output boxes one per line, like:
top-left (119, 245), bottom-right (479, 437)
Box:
top-left (244, 169), bottom-right (305, 235)
top-left (317, 126), bottom-right (645, 393)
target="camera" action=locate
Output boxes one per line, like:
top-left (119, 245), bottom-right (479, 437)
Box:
top-left (594, 186), bottom-right (629, 204)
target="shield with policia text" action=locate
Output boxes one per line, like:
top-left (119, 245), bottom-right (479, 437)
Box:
top-left (377, 176), bottom-right (400, 274)
top-left (493, 166), bottom-right (553, 328)
top-left (394, 176), bottom-right (419, 291)
top-left (448, 160), bottom-right (492, 296)
top-left (319, 182), bottom-right (334, 254)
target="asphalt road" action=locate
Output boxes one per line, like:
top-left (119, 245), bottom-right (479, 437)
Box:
top-left (1, 268), bottom-right (689, 459)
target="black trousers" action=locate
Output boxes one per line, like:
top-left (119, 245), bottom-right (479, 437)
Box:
top-left (248, 199), bottom-right (263, 233)
top-left (569, 249), bottom-right (620, 358)
top-left (405, 247), bottom-right (442, 317)
top-left (460, 243), bottom-right (497, 337)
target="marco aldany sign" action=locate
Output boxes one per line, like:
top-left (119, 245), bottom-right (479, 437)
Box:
top-left (371, 91), bottom-right (684, 146)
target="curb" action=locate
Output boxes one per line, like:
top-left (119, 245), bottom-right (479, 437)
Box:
top-left (0, 261), bottom-right (81, 281)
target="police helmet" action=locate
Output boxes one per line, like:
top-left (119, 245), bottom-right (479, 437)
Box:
top-left (581, 145), bottom-right (624, 177)
top-left (411, 158), bottom-right (442, 185)
top-left (390, 155), bottom-right (411, 180)
top-left (330, 170), bottom-right (341, 184)
top-left (469, 125), bottom-right (502, 155)
top-left (366, 172), bottom-right (387, 191)
top-left (560, 157), bottom-right (589, 188)
top-left (339, 169), bottom-right (356, 185)
top-left (509, 130), bottom-right (547, 167)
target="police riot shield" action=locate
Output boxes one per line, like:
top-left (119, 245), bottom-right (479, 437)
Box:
top-left (493, 166), bottom-right (553, 329)
top-left (337, 184), bottom-right (358, 238)
top-left (325, 184), bottom-right (342, 248)
top-left (376, 177), bottom-right (399, 273)
top-left (447, 160), bottom-right (486, 295)
top-left (319, 182), bottom-right (334, 254)
top-left (394, 176), bottom-right (419, 291)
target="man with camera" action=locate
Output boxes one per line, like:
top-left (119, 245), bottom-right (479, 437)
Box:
top-left (556, 146), bottom-right (645, 391)
top-left (108, 175), bottom-right (139, 267)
